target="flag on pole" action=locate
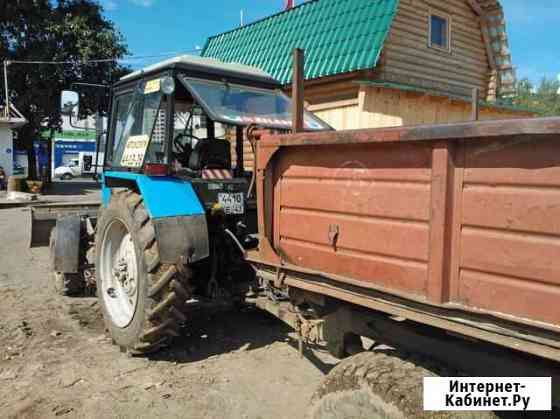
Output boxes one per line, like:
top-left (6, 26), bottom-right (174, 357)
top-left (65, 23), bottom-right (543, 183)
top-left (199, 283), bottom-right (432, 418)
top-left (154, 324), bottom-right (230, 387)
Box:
top-left (285, 0), bottom-right (295, 10)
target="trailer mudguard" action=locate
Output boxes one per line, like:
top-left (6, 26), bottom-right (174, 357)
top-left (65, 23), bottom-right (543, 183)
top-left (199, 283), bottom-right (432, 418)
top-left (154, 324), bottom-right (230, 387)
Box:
top-left (102, 171), bottom-right (209, 263)
top-left (53, 214), bottom-right (81, 273)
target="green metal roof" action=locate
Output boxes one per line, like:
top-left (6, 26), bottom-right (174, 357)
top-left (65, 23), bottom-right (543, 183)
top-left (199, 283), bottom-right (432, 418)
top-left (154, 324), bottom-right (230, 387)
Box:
top-left (201, 0), bottom-right (399, 84)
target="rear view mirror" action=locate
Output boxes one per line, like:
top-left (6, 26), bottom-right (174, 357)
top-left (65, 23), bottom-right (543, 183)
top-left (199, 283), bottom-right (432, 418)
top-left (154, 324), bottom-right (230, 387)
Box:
top-left (61, 90), bottom-right (79, 116)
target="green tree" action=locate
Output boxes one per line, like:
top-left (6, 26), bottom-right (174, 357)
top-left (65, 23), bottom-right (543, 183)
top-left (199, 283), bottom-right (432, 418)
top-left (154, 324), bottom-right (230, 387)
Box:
top-left (513, 77), bottom-right (560, 117)
top-left (0, 0), bottom-right (129, 180)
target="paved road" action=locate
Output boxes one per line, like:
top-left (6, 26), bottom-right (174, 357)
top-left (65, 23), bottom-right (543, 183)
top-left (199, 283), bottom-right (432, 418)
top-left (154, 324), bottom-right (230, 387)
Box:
top-left (0, 202), bottom-right (337, 419)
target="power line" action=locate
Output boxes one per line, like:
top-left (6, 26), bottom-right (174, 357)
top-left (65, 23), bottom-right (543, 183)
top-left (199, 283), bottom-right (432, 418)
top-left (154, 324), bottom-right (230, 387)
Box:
top-left (4, 49), bottom-right (201, 66)
top-left (9, 58), bottom-right (115, 65)
top-left (1, 48), bottom-right (202, 116)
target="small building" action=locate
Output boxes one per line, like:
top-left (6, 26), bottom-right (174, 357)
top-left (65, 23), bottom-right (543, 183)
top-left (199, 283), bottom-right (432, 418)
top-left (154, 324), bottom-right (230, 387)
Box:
top-left (52, 130), bottom-right (97, 173)
top-left (0, 104), bottom-right (27, 177)
top-left (202, 0), bottom-right (532, 131)
top-left (46, 115), bottom-right (98, 175)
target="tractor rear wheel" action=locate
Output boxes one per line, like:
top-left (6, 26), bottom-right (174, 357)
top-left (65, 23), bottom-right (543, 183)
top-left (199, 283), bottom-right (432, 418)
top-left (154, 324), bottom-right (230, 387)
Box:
top-left (307, 350), bottom-right (497, 419)
top-left (95, 190), bottom-right (192, 354)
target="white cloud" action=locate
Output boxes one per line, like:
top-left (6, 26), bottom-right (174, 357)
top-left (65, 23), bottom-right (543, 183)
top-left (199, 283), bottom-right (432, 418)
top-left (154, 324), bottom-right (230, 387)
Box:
top-left (130, 0), bottom-right (155, 6)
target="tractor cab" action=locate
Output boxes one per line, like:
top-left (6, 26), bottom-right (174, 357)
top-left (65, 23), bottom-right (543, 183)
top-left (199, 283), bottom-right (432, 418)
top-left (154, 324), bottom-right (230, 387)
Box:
top-left (104, 56), bottom-right (329, 216)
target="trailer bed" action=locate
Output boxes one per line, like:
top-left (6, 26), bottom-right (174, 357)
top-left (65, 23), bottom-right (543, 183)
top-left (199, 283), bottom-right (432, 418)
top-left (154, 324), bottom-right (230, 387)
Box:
top-left (248, 117), bottom-right (560, 358)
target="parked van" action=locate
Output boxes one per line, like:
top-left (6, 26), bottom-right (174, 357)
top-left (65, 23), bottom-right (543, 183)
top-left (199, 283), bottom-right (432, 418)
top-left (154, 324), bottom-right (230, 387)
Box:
top-left (54, 152), bottom-right (103, 180)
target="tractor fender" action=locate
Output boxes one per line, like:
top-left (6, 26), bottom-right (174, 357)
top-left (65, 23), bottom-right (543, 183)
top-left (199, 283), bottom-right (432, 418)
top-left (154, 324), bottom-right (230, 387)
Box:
top-left (52, 214), bottom-right (82, 273)
top-left (103, 172), bottom-right (209, 264)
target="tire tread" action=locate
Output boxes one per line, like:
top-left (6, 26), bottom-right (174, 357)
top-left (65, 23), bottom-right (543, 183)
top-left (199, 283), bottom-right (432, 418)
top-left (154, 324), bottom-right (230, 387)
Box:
top-left (308, 350), bottom-right (497, 419)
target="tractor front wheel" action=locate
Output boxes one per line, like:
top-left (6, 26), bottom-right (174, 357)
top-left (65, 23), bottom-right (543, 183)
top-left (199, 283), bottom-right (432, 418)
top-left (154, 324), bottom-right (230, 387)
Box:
top-left (95, 190), bottom-right (192, 354)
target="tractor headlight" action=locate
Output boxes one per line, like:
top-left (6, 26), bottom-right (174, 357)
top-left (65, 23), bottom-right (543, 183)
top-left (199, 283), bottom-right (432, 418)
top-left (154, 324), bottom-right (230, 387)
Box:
top-left (161, 76), bottom-right (175, 95)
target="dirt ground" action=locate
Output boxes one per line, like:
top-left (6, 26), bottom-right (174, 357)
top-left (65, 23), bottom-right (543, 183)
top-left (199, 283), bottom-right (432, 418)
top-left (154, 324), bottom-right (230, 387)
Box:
top-left (0, 200), bottom-right (338, 419)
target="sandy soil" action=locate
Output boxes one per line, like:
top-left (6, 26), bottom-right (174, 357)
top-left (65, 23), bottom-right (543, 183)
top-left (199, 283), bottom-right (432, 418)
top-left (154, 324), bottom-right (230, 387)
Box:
top-left (0, 205), bottom-right (338, 419)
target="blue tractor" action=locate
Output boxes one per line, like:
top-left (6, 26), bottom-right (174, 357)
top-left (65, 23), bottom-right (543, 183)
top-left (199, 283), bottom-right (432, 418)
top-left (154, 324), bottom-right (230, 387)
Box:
top-left (32, 56), bottom-right (329, 354)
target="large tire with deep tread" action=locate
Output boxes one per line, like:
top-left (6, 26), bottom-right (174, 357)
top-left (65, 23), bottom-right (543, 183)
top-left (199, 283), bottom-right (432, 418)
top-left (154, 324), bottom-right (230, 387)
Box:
top-left (50, 228), bottom-right (84, 296)
top-left (95, 190), bottom-right (192, 355)
top-left (307, 351), bottom-right (497, 419)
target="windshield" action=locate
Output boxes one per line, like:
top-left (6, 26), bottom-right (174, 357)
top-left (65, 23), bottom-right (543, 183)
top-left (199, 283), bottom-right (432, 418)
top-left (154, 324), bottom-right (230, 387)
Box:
top-left (108, 80), bottom-right (165, 168)
top-left (179, 76), bottom-right (330, 131)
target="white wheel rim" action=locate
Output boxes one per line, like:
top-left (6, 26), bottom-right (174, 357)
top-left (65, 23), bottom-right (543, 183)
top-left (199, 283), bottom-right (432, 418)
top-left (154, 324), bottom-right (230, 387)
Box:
top-left (99, 219), bottom-right (139, 328)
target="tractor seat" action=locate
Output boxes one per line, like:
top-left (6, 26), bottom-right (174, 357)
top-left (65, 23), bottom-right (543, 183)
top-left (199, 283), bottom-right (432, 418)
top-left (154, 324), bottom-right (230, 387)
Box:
top-left (188, 139), bottom-right (232, 171)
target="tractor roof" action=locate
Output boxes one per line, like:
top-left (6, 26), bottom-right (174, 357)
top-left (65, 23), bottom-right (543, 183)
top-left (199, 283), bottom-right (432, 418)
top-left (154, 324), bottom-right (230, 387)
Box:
top-left (118, 55), bottom-right (280, 88)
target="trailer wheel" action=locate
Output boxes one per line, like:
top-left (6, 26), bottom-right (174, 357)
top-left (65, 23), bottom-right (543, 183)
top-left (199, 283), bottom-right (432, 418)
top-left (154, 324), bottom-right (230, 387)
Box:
top-left (50, 228), bottom-right (84, 296)
top-left (307, 351), bottom-right (497, 419)
top-left (96, 190), bottom-right (192, 355)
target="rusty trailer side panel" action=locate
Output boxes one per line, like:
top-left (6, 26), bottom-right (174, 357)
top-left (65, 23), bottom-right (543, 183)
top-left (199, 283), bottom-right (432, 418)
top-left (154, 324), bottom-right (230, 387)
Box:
top-left (274, 142), bottom-right (433, 298)
top-left (457, 137), bottom-right (560, 327)
top-left (250, 117), bottom-right (560, 342)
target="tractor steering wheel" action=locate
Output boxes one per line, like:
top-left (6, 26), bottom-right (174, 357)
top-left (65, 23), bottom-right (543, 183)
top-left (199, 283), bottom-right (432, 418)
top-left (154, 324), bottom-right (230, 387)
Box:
top-left (174, 133), bottom-right (197, 153)
top-left (173, 132), bottom-right (200, 167)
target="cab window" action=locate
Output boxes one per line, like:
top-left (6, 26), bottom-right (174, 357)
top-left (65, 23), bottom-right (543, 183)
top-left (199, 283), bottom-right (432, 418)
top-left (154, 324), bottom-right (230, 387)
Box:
top-left (107, 80), bottom-right (167, 169)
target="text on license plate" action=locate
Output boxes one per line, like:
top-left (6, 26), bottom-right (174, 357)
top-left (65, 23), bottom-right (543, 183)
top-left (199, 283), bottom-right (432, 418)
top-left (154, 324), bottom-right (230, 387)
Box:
top-left (218, 193), bottom-right (244, 215)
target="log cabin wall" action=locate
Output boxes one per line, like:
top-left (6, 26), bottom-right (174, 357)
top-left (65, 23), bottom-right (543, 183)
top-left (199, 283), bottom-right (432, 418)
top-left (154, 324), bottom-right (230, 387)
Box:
top-left (308, 85), bottom-right (533, 131)
top-left (299, 0), bottom-right (532, 132)
top-left (381, 0), bottom-right (491, 99)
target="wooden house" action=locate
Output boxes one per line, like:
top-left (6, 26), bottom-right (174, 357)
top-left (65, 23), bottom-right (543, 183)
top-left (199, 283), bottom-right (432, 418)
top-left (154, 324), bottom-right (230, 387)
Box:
top-left (202, 0), bottom-right (532, 132)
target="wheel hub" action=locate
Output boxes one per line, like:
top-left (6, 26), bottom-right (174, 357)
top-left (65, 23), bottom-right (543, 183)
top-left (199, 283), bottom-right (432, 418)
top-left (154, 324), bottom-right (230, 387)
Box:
top-left (99, 220), bottom-right (140, 328)
top-left (113, 258), bottom-right (137, 297)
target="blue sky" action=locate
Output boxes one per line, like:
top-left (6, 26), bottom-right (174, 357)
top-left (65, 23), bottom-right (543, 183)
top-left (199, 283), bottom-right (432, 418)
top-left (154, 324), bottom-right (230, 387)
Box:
top-left (99, 0), bottom-right (559, 86)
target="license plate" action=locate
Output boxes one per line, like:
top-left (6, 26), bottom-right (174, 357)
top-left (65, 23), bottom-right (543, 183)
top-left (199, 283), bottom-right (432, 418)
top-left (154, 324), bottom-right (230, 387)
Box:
top-left (218, 192), bottom-right (244, 215)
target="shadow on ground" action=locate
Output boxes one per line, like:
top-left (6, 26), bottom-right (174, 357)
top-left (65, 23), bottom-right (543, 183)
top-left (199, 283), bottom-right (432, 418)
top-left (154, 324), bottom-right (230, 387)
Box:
top-left (151, 307), bottom-right (313, 362)
top-left (66, 293), bottom-right (335, 373)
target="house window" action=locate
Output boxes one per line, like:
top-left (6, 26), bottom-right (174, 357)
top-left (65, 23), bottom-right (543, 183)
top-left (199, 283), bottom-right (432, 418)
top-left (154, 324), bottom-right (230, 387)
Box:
top-left (430, 14), bottom-right (450, 51)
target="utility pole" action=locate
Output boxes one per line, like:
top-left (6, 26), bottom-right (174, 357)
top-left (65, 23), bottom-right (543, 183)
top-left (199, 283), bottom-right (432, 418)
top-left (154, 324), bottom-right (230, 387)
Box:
top-left (3, 60), bottom-right (10, 118)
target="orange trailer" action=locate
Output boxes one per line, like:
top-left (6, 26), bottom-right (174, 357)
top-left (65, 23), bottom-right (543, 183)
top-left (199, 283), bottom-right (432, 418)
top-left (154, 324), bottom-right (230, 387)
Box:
top-left (247, 117), bottom-right (560, 414)
top-left (248, 117), bottom-right (560, 361)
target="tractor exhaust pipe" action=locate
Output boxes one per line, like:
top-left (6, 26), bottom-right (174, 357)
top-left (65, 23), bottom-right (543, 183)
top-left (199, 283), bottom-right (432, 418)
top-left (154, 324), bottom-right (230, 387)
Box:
top-left (292, 48), bottom-right (304, 133)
